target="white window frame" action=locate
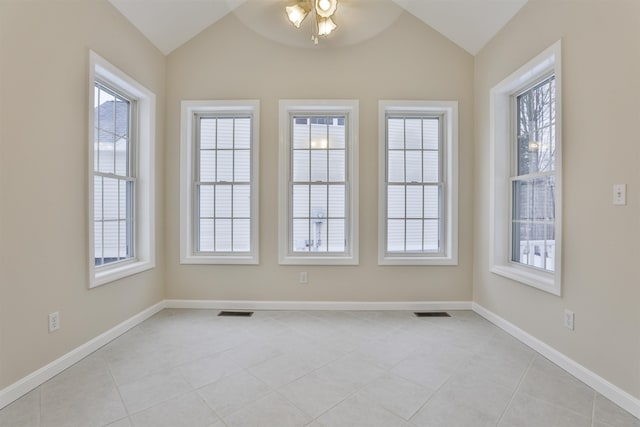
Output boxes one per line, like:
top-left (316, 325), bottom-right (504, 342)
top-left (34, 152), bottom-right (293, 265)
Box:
top-left (378, 101), bottom-right (458, 266)
top-left (180, 100), bottom-right (260, 264)
top-left (278, 100), bottom-right (359, 265)
top-left (489, 40), bottom-right (562, 295)
top-left (88, 51), bottom-right (156, 288)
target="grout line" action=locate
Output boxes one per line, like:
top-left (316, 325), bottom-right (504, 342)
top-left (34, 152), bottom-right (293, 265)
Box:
top-left (495, 352), bottom-right (536, 426)
top-left (591, 390), bottom-right (597, 427)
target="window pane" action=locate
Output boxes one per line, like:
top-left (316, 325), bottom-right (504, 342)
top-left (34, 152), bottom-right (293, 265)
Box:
top-left (406, 151), bottom-right (422, 182)
top-left (406, 186), bottom-right (423, 218)
top-left (388, 151), bottom-right (404, 182)
top-left (405, 119), bottom-right (422, 150)
top-left (94, 222), bottom-right (103, 262)
top-left (199, 185), bottom-right (214, 218)
top-left (234, 149), bottom-right (250, 182)
top-left (115, 137), bottom-right (128, 176)
top-left (217, 118), bottom-right (234, 149)
top-left (200, 151), bottom-right (216, 182)
top-left (327, 219), bottom-right (345, 252)
top-left (310, 215), bottom-right (328, 252)
top-left (293, 185), bottom-right (310, 218)
top-left (293, 219), bottom-right (310, 252)
top-left (387, 118), bottom-right (404, 150)
top-left (387, 219), bottom-right (405, 252)
top-left (423, 119), bottom-right (439, 150)
top-left (545, 223), bottom-right (555, 272)
top-left (103, 178), bottom-right (118, 220)
top-left (118, 220), bottom-right (127, 258)
top-left (387, 186), bottom-right (405, 219)
top-left (310, 150), bottom-right (328, 182)
top-left (233, 219), bottom-right (251, 251)
top-left (217, 150), bottom-right (233, 182)
top-left (98, 138), bottom-right (115, 174)
top-left (235, 118), bottom-right (251, 149)
top-left (311, 122), bottom-right (327, 150)
top-left (200, 118), bottom-right (216, 149)
top-left (215, 185), bottom-right (232, 218)
top-left (328, 122), bottom-right (345, 149)
top-left (546, 176), bottom-right (556, 220)
top-left (293, 117), bottom-right (310, 149)
top-left (199, 219), bottom-right (214, 251)
top-left (424, 185), bottom-right (439, 219)
top-left (512, 180), bottom-right (532, 221)
top-left (406, 220), bottom-right (422, 251)
top-left (118, 180), bottom-right (127, 219)
top-left (328, 150), bottom-right (345, 182)
top-left (94, 177), bottom-right (103, 221)
top-left (293, 150), bottom-right (310, 182)
top-left (310, 185), bottom-right (328, 219)
top-left (423, 151), bottom-right (439, 183)
top-left (328, 185), bottom-right (345, 218)
top-left (233, 185), bottom-right (251, 218)
top-left (512, 222), bottom-right (531, 266)
top-left (423, 219), bottom-right (439, 251)
top-left (215, 219), bottom-right (232, 251)
top-left (103, 221), bottom-right (118, 260)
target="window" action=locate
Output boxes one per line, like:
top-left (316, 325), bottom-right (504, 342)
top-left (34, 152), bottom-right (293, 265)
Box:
top-left (89, 51), bottom-right (156, 288)
top-left (180, 101), bottom-right (259, 264)
top-left (279, 100), bottom-right (358, 265)
top-left (490, 40), bottom-right (562, 295)
top-left (378, 101), bottom-right (458, 265)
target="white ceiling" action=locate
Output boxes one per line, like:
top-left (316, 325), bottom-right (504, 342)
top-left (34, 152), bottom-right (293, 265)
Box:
top-left (108, 0), bottom-right (528, 55)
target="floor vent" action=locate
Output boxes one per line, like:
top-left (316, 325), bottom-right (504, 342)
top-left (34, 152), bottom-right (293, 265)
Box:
top-left (218, 311), bottom-right (254, 317)
top-left (414, 312), bottom-right (451, 318)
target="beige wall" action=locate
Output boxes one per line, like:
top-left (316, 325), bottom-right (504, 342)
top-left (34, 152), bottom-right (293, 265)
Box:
top-left (473, 0), bottom-right (640, 399)
top-left (0, 0), bottom-right (166, 389)
top-left (164, 12), bottom-right (475, 302)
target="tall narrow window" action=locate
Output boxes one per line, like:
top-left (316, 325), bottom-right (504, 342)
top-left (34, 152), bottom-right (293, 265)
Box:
top-left (490, 40), bottom-right (562, 295)
top-left (180, 101), bottom-right (259, 264)
top-left (89, 51), bottom-right (156, 288)
top-left (379, 101), bottom-right (458, 265)
top-left (511, 76), bottom-right (556, 272)
top-left (93, 82), bottom-right (135, 266)
top-left (279, 100), bottom-right (358, 265)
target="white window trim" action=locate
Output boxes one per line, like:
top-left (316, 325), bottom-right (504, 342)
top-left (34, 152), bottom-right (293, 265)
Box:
top-left (489, 40), bottom-right (563, 296)
top-left (88, 51), bottom-right (156, 288)
top-left (180, 100), bottom-right (260, 265)
top-left (378, 100), bottom-right (459, 266)
top-left (278, 100), bottom-right (359, 265)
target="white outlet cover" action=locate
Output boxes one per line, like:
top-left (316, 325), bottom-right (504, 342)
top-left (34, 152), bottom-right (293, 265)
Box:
top-left (613, 184), bottom-right (626, 205)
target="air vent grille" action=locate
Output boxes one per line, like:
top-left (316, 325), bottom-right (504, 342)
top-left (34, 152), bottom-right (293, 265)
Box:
top-left (218, 311), bottom-right (254, 317)
top-left (414, 312), bottom-right (451, 318)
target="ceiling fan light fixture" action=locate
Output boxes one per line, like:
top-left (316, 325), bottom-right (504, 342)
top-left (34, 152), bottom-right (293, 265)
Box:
top-left (317, 17), bottom-right (337, 36)
top-left (286, 3), bottom-right (310, 28)
top-left (315, 0), bottom-right (337, 18)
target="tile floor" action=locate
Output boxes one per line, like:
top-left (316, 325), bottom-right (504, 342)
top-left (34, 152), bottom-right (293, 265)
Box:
top-left (0, 309), bottom-right (638, 427)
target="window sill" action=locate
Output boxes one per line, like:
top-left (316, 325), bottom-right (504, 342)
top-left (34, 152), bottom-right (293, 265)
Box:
top-left (279, 255), bottom-right (358, 266)
top-left (92, 259), bottom-right (155, 288)
top-left (379, 255), bottom-right (458, 266)
top-left (180, 255), bottom-right (259, 265)
top-left (490, 264), bottom-right (560, 296)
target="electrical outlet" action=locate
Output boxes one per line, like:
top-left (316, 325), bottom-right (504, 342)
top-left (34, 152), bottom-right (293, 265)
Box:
top-left (563, 309), bottom-right (574, 330)
top-left (299, 272), bottom-right (308, 284)
top-left (48, 312), bottom-right (60, 333)
top-left (613, 184), bottom-right (626, 205)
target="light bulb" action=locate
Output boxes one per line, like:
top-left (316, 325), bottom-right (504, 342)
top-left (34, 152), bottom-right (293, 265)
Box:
top-left (318, 0), bottom-right (331, 11)
top-left (317, 17), bottom-right (336, 36)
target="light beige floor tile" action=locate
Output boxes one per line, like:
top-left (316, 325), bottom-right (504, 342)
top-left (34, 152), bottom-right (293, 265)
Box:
top-left (197, 371), bottom-right (271, 417)
top-left (593, 394), bottom-right (640, 427)
top-left (313, 353), bottom-right (386, 390)
top-left (178, 352), bottom-right (242, 389)
top-left (410, 391), bottom-right (496, 427)
top-left (279, 372), bottom-right (355, 418)
top-left (316, 394), bottom-right (407, 427)
top-left (519, 356), bottom-right (595, 417)
top-left (0, 389), bottom-right (40, 427)
top-left (130, 392), bottom-right (219, 427)
top-left (224, 392), bottom-right (311, 427)
top-left (105, 417), bottom-right (132, 427)
top-left (223, 338), bottom-right (283, 368)
top-left (358, 373), bottom-right (434, 420)
top-left (40, 355), bottom-right (127, 427)
top-left (498, 392), bottom-right (592, 427)
top-left (118, 368), bottom-right (191, 414)
top-left (248, 353), bottom-right (317, 388)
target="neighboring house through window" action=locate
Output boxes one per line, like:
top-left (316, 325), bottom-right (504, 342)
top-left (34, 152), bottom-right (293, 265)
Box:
top-left (279, 100), bottom-right (359, 265)
top-left (89, 51), bottom-right (156, 288)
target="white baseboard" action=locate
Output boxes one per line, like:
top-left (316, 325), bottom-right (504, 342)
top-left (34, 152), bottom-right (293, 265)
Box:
top-left (472, 302), bottom-right (640, 420)
top-left (164, 299), bottom-right (472, 311)
top-left (0, 301), bottom-right (166, 410)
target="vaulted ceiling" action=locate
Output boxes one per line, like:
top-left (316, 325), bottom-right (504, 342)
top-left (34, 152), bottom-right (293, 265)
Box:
top-left (109, 0), bottom-right (528, 55)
